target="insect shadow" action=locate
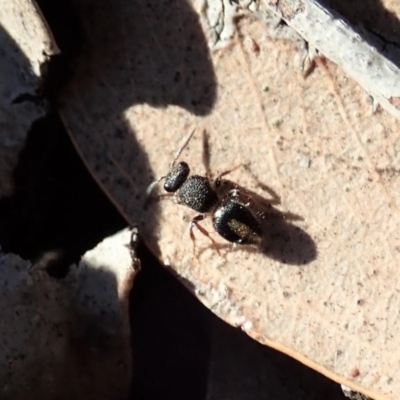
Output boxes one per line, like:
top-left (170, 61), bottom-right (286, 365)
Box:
top-left (201, 130), bottom-right (317, 265)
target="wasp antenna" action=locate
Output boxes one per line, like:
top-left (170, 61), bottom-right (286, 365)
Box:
top-left (172, 128), bottom-right (196, 165)
top-left (201, 129), bottom-right (212, 178)
top-left (146, 175), bottom-right (167, 197)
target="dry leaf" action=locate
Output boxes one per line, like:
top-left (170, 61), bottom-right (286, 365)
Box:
top-left (258, 0), bottom-right (400, 120)
top-left (0, 229), bottom-right (137, 400)
top-left (59, 1), bottom-right (400, 399)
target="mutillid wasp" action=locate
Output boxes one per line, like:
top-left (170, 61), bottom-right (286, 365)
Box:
top-left (147, 129), bottom-right (268, 255)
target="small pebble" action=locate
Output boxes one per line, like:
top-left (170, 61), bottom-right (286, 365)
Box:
top-left (299, 155), bottom-right (311, 168)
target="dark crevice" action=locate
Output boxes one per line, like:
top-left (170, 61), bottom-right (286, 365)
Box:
top-left (11, 93), bottom-right (43, 104)
top-left (129, 242), bottom-right (211, 400)
top-left (0, 113), bottom-right (126, 278)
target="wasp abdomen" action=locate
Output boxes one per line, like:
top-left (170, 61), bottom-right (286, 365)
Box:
top-left (213, 200), bottom-right (262, 244)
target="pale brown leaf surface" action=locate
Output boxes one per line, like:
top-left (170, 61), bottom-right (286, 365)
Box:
top-left (258, 0), bottom-right (400, 121)
top-left (0, 229), bottom-right (137, 400)
top-left (59, 1), bottom-right (400, 399)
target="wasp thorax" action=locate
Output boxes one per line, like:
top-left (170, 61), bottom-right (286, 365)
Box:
top-left (178, 175), bottom-right (218, 213)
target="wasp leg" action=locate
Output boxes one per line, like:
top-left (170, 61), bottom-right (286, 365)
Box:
top-left (229, 189), bottom-right (303, 221)
top-left (190, 214), bottom-right (221, 256)
top-left (213, 165), bottom-right (243, 189)
top-left (229, 189), bottom-right (271, 217)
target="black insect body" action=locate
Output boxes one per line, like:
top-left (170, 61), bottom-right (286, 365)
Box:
top-left (148, 129), bottom-right (264, 254)
top-left (213, 193), bottom-right (262, 245)
top-left (166, 171), bottom-right (218, 213)
top-left (164, 162), bottom-right (190, 193)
